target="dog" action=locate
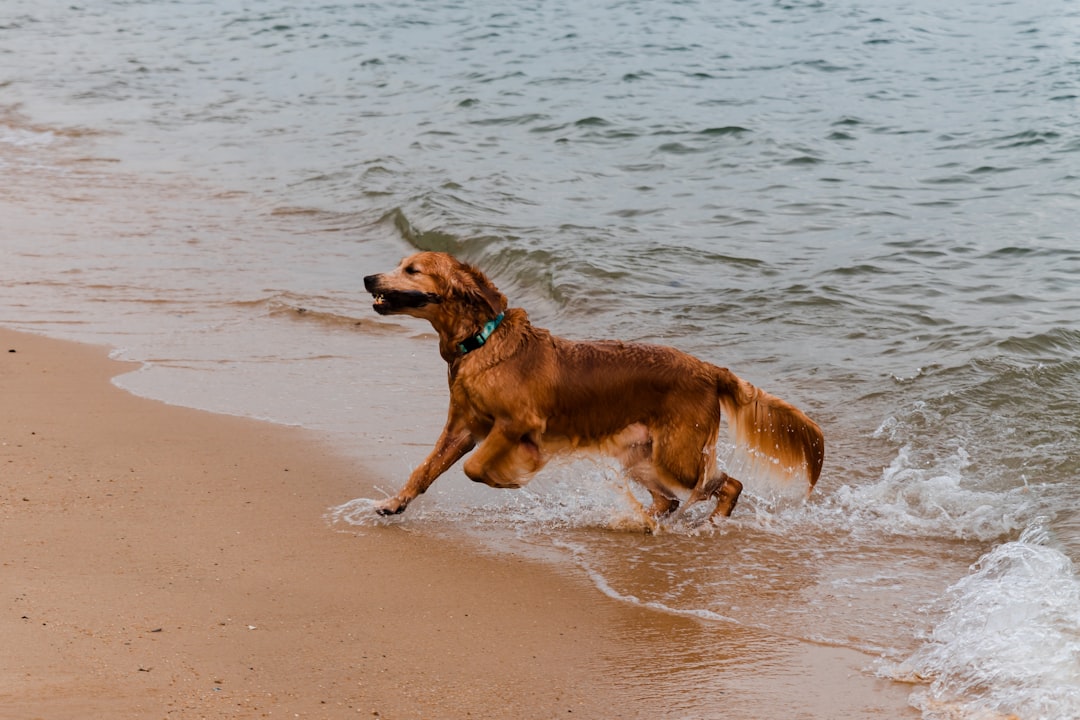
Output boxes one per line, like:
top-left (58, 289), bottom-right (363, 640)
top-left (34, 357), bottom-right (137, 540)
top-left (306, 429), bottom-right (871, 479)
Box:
top-left (364, 251), bottom-right (824, 523)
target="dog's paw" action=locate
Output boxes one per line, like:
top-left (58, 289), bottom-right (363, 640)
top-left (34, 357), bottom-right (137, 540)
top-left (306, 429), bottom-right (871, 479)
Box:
top-left (374, 496), bottom-right (409, 516)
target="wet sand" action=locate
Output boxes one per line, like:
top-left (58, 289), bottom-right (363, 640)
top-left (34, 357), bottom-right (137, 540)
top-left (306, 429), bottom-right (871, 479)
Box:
top-left (0, 327), bottom-right (917, 719)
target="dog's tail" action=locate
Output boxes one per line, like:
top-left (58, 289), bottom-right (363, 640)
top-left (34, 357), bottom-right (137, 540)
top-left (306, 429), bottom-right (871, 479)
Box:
top-left (715, 367), bottom-right (824, 495)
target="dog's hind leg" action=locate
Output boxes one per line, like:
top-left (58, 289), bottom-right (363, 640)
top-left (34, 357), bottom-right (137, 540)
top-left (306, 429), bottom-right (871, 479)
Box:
top-left (626, 462), bottom-right (681, 517)
top-left (613, 429), bottom-right (681, 517)
top-left (709, 472), bottom-right (743, 520)
top-left (678, 467), bottom-right (744, 521)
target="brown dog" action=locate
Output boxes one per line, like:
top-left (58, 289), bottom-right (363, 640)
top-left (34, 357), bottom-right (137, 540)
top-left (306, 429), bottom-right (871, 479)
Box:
top-left (364, 252), bottom-right (824, 522)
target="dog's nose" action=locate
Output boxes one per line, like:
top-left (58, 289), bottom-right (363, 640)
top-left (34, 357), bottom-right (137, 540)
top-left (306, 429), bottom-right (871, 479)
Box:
top-left (363, 274), bottom-right (379, 291)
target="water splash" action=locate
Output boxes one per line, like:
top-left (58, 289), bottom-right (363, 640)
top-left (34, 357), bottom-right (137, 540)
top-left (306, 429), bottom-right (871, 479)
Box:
top-left (882, 524), bottom-right (1080, 720)
top-left (805, 444), bottom-right (1045, 542)
top-left (327, 460), bottom-right (672, 533)
top-left (329, 439), bottom-right (1047, 543)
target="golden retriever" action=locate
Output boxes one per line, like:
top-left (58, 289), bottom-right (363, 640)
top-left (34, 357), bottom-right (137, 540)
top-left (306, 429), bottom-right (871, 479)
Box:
top-left (364, 251), bottom-right (824, 523)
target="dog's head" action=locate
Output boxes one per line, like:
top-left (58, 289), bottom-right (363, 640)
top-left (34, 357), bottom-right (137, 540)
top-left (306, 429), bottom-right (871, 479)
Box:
top-left (364, 252), bottom-right (506, 321)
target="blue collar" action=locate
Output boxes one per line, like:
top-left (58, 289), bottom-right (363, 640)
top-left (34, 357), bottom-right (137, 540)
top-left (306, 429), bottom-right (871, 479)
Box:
top-left (457, 312), bottom-right (505, 355)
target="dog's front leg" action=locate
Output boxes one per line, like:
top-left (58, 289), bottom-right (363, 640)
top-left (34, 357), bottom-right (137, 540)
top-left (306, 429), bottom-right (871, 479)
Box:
top-left (375, 422), bottom-right (475, 515)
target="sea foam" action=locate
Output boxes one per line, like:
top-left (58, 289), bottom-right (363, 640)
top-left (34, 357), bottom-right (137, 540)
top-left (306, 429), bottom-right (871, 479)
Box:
top-left (882, 525), bottom-right (1080, 720)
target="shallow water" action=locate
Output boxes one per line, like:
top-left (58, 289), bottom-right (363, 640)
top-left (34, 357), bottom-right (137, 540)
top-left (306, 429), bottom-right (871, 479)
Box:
top-left (4, 1), bottom-right (1080, 717)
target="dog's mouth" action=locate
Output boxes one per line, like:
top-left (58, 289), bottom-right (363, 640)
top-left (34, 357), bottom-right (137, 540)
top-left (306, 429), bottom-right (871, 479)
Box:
top-left (370, 289), bottom-right (442, 315)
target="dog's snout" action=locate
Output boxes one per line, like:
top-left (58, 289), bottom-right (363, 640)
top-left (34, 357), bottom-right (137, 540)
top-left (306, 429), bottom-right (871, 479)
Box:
top-left (363, 274), bottom-right (380, 292)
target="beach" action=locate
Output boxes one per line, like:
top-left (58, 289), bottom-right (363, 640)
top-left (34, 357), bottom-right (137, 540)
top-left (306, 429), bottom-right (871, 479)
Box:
top-left (0, 328), bottom-right (918, 718)
top-left (0, 327), bottom-right (645, 718)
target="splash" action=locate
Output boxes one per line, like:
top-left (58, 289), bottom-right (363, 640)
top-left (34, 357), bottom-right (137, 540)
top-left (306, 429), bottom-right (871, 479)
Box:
top-left (803, 444), bottom-right (1045, 542)
top-left (326, 458), bottom-right (742, 535)
top-left (327, 440), bottom-right (1046, 543)
top-left (326, 496), bottom-right (406, 528)
top-left (882, 525), bottom-right (1080, 720)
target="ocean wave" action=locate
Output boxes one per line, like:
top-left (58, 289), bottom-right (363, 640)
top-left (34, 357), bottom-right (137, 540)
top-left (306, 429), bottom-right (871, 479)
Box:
top-left (882, 524), bottom-right (1080, 720)
top-left (821, 445), bottom-right (1043, 542)
top-left (382, 206), bottom-right (482, 257)
top-left (232, 292), bottom-right (402, 333)
top-left (996, 327), bottom-right (1080, 361)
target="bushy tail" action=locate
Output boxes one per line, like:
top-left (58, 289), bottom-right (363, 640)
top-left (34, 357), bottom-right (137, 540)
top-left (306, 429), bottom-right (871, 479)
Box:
top-left (715, 367), bottom-right (825, 496)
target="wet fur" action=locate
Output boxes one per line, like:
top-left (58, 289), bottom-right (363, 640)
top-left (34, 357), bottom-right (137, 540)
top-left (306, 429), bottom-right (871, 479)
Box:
top-left (364, 252), bottom-right (824, 523)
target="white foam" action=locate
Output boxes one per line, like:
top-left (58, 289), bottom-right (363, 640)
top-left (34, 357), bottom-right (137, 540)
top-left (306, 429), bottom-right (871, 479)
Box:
top-left (0, 125), bottom-right (56, 147)
top-left (881, 524), bottom-right (1080, 720)
top-left (793, 444), bottom-right (1046, 542)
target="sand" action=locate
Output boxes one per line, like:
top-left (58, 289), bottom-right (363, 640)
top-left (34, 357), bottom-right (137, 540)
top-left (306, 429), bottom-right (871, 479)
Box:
top-left (0, 328), bottom-right (644, 718)
top-left (0, 327), bottom-right (918, 719)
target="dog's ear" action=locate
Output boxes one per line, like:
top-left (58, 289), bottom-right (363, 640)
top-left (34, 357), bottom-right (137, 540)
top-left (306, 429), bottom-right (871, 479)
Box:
top-left (452, 262), bottom-right (507, 316)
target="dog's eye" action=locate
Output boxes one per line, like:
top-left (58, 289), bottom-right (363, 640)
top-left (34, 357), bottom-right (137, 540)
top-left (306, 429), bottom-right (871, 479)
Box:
top-left (405, 265), bottom-right (420, 275)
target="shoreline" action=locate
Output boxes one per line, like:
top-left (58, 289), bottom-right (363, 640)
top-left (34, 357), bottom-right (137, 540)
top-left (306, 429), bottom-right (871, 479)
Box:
top-left (0, 326), bottom-right (919, 718)
top-left (0, 327), bottom-right (655, 718)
